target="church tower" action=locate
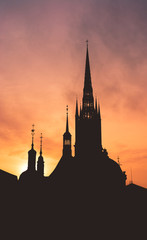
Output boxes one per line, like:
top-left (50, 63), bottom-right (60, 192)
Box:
top-left (37, 133), bottom-right (44, 177)
top-left (63, 106), bottom-right (72, 157)
top-left (28, 125), bottom-right (36, 172)
top-left (75, 43), bottom-right (102, 159)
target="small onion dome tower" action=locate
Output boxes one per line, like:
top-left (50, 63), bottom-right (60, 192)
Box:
top-left (28, 124), bottom-right (36, 172)
top-left (37, 133), bottom-right (44, 177)
top-left (63, 105), bottom-right (72, 157)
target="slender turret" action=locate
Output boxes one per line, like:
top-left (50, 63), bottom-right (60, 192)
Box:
top-left (37, 133), bottom-right (44, 177)
top-left (28, 124), bottom-right (36, 172)
top-left (63, 106), bottom-right (72, 157)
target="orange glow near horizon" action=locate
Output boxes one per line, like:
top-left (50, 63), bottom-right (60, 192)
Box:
top-left (0, 0), bottom-right (147, 188)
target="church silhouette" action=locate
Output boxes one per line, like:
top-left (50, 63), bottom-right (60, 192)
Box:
top-left (0, 44), bottom-right (146, 239)
top-left (19, 44), bottom-right (127, 194)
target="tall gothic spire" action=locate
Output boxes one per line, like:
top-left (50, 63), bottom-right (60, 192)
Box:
top-left (75, 44), bottom-right (102, 157)
top-left (82, 41), bottom-right (94, 119)
top-left (84, 40), bottom-right (92, 94)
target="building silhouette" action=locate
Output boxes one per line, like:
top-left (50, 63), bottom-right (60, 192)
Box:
top-left (19, 127), bottom-right (45, 187)
top-left (0, 43), bottom-right (146, 239)
top-left (1, 44), bottom-right (146, 196)
top-left (44, 44), bottom-right (127, 198)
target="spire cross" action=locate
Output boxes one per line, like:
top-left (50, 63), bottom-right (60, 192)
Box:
top-left (31, 124), bottom-right (35, 148)
top-left (86, 40), bottom-right (88, 47)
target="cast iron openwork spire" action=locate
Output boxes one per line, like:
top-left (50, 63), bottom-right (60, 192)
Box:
top-left (82, 41), bottom-right (94, 119)
top-left (83, 40), bottom-right (93, 95)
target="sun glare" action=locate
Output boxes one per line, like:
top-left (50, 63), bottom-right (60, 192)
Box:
top-left (19, 163), bottom-right (27, 175)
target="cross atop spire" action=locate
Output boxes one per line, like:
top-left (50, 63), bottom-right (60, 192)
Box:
top-left (86, 40), bottom-right (88, 48)
top-left (31, 124), bottom-right (35, 149)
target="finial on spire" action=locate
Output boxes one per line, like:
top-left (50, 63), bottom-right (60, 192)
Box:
top-left (40, 133), bottom-right (43, 156)
top-left (31, 124), bottom-right (35, 149)
top-left (86, 40), bottom-right (88, 48)
top-left (66, 105), bottom-right (69, 132)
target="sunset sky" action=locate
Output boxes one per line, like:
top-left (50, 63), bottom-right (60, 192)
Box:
top-left (0, 0), bottom-right (147, 188)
